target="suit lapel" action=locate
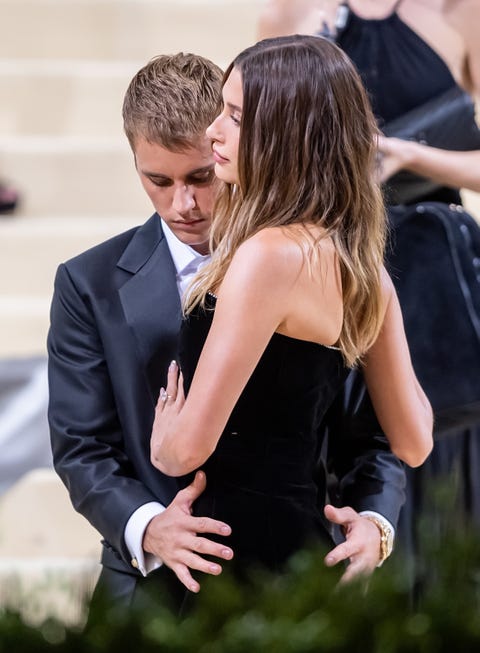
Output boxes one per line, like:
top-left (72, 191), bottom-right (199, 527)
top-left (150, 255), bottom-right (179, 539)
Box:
top-left (117, 214), bottom-right (182, 404)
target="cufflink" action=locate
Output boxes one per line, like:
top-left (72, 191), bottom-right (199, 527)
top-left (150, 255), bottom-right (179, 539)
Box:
top-left (131, 557), bottom-right (139, 569)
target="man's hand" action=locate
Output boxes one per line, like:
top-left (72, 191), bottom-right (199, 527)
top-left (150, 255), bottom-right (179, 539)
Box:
top-left (143, 470), bottom-right (233, 593)
top-left (323, 504), bottom-right (381, 583)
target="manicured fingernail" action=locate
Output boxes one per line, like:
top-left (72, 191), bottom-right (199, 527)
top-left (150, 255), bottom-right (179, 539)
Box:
top-left (209, 564), bottom-right (220, 573)
top-left (169, 360), bottom-right (177, 370)
top-left (222, 548), bottom-right (233, 559)
top-left (325, 556), bottom-right (335, 566)
top-left (220, 525), bottom-right (231, 535)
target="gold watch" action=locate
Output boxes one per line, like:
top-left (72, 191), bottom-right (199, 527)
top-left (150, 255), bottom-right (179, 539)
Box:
top-left (363, 515), bottom-right (394, 566)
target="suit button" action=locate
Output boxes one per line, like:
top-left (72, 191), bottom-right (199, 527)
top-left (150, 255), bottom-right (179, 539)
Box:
top-left (131, 558), bottom-right (139, 569)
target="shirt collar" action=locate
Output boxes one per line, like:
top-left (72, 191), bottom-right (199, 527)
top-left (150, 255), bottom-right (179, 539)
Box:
top-left (161, 218), bottom-right (209, 275)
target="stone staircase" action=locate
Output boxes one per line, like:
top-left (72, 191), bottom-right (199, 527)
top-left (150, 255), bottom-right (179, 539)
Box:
top-left (0, 0), bottom-right (261, 358)
top-left (1, 0), bottom-right (480, 625)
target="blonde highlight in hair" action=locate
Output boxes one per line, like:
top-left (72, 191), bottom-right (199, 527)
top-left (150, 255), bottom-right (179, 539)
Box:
top-left (184, 35), bottom-right (387, 367)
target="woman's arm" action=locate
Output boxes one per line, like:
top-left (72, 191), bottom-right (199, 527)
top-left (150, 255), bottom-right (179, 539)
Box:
top-left (256, 0), bottom-right (334, 40)
top-left (362, 270), bottom-right (433, 468)
top-left (150, 231), bottom-right (300, 476)
top-left (377, 136), bottom-right (480, 194)
top-left (377, 0), bottom-right (480, 194)
top-left (446, 0), bottom-right (480, 98)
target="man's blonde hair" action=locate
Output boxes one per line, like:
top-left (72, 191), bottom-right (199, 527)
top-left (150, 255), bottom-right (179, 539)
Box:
top-left (122, 52), bottom-right (223, 152)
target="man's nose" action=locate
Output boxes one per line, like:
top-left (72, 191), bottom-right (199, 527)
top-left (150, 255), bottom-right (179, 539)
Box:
top-left (172, 185), bottom-right (196, 213)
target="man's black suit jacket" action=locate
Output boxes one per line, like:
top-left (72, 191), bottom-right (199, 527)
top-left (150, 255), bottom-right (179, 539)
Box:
top-left (48, 213), bottom-right (405, 580)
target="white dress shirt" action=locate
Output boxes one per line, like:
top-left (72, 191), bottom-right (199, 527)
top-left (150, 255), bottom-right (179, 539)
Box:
top-left (124, 219), bottom-right (209, 576)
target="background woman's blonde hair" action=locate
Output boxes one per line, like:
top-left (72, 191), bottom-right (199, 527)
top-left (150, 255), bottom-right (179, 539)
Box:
top-left (185, 35), bottom-right (387, 367)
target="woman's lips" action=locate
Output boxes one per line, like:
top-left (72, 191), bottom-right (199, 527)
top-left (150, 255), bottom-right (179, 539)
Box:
top-left (213, 149), bottom-right (229, 164)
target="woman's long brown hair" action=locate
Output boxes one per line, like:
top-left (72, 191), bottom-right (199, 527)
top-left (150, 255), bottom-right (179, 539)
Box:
top-left (185, 35), bottom-right (387, 367)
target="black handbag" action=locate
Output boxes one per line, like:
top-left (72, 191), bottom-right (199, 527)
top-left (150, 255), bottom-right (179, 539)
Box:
top-left (382, 85), bottom-right (480, 205)
top-left (386, 201), bottom-right (480, 434)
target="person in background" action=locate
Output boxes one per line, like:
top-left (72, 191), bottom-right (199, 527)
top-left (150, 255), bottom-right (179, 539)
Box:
top-left (0, 177), bottom-right (19, 214)
top-left (257, 0), bottom-right (480, 199)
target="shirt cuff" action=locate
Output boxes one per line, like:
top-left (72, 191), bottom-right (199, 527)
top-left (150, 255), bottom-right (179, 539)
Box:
top-left (358, 510), bottom-right (395, 538)
top-left (124, 502), bottom-right (165, 577)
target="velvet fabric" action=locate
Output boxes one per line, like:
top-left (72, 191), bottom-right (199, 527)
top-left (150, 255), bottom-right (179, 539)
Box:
top-left (180, 294), bottom-right (347, 572)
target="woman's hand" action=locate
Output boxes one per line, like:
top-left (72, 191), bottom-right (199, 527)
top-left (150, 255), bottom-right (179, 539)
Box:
top-left (150, 360), bottom-right (185, 472)
top-left (375, 134), bottom-right (410, 182)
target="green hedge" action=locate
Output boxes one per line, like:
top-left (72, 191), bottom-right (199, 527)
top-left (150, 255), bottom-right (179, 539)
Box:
top-left (2, 522), bottom-right (480, 653)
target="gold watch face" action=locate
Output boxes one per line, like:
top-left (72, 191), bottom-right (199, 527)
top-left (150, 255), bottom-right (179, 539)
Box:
top-left (383, 527), bottom-right (394, 558)
top-left (365, 516), bottom-right (394, 561)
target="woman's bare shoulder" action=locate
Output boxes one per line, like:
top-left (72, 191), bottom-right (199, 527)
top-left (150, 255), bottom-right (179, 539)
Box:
top-left (235, 225), bottom-right (333, 268)
top-left (379, 266), bottom-right (395, 315)
top-left (233, 227), bottom-right (303, 277)
top-left (237, 226), bottom-right (304, 256)
top-left (444, 0), bottom-right (480, 96)
top-left (222, 227), bottom-right (311, 301)
top-left (380, 265), bottom-right (394, 291)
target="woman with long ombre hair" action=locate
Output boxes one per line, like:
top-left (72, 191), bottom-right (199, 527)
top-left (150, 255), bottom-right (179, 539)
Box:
top-left (149, 35), bottom-right (432, 595)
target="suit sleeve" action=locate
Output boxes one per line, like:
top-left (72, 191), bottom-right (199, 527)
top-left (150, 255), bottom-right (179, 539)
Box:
top-left (47, 263), bottom-right (160, 565)
top-left (322, 369), bottom-right (406, 530)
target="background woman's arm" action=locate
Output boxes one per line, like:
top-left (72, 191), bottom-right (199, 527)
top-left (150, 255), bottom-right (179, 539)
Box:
top-left (377, 137), bottom-right (480, 193)
top-left (446, 0), bottom-right (480, 97)
top-left (378, 0), bottom-right (480, 193)
top-left (256, 0), bottom-right (333, 40)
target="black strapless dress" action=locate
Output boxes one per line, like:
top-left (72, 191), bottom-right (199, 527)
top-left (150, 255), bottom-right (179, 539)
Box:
top-left (179, 293), bottom-right (348, 573)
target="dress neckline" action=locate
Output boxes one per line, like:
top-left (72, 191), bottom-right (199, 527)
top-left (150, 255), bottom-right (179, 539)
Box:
top-left (205, 292), bottom-right (341, 352)
top-left (346, 0), bottom-right (404, 23)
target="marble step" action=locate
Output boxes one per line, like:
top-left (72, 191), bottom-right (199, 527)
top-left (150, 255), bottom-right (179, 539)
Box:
top-left (0, 214), bottom-right (142, 294)
top-left (0, 0), bottom-right (259, 64)
top-left (0, 469), bottom-right (101, 624)
top-left (0, 59), bottom-right (139, 137)
top-left (0, 306), bottom-right (50, 357)
top-left (0, 136), bottom-right (151, 216)
top-left (0, 216), bottom-right (142, 356)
